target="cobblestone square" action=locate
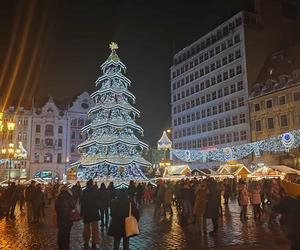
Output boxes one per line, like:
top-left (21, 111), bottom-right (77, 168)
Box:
top-left (0, 200), bottom-right (290, 250)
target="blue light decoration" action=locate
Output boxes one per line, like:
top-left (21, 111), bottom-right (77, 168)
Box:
top-left (71, 42), bottom-right (150, 183)
top-left (171, 128), bottom-right (300, 163)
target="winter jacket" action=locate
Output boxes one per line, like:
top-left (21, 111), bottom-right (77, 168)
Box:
top-left (251, 188), bottom-right (261, 205)
top-left (164, 188), bottom-right (173, 204)
top-left (205, 184), bottom-right (221, 219)
top-left (80, 186), bottom-right (100, 223)
top-left (239, 187), bottom-right (249, 206)
top-left (193, 188), bottom-right (207, 217)
top-left (55, 190), bottom-right (75, 228)
top-left (108, 197), bottom-right (139, 237)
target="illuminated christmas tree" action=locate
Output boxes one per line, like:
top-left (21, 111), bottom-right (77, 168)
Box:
top-left (74, 42), bottom-right (150, 183)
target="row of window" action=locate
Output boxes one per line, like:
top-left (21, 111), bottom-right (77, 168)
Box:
top-left (173, 17), bottom-right (243, 65)
top-left (34, 152), bottom-right (62, 163)
top-left (71, 118), bottom-right (87, 127)
top-left (17, 119), bottom-right (28, 127)
top-left (174, 97), bottom-right (245, 126)
top-left (173, 81), bottom-right (244, 114)
top-left (172, 48), bottom-right (241, 86)
top-left (253, 92), bottom-right (300, 112)
top-left (36, 124), bottom-right (64, 136)
top-left (173, 130), bottom-right (247, 149)
top-left (254, 113), bottom-right (299, 132)
top-left (172, 65), bottom-right (243, 103)
top-left (35, 138), bottom-right (63, 147)
top-left (174, 113), bottom-right (246, 138)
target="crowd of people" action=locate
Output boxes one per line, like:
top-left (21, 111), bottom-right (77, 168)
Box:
top-left (0, 177), bottom-right (299, 250)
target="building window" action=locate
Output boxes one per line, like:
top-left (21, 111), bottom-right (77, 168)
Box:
top-left (280, 114), bottom-right (288, 127)
top-left (34, 153), bottom-right (39, 163)
top-left (219, 119), bottom-right (224, 128)
top-left (57, 153), bottom-right (62, 163)
top-left (233, 132), bottom-right (239, 142)
top-left (237, 81), bottom-right (244, 91)
top-left (224, 87), bottom-right (229, 96)
top-left (238, 97), bottom-right (244, 107)
top-left (218, 89), bottom-right (223, 98)
top-left (36, 124), bottom-right (41, 133)
top-left (226, 134), bottom-right (232, 143)
top-left (230, 84), bottom-right (236, 93)
top-left (213, 121), bottom-right (218, 130)
top-left (240, 131), bottom-right (247, 141)
top-left (278, 95), bottom-right (286, 105)
top-left (266, 99), bottom-right (273, 108)
top-left (231, 100), bottom-right (237, 109)
top-left (232, 115), bottom-right (238, 125)
top-left (58, 139), bottom-right (62, 147)
top-left (267, 117), bottom-right (274, 129)
top-left (236, 65), bottom-right (242, 74)
top-left (58, 126), bottom-right (63, 134)
top-left (35, 138), bottom-right (40, 145)
top-left (294, 92), bottom-right (300, 101)
top-left (254, 103), bottom-right (260, 112)
top-left (45, 138), bottom-right (54, 147)
top-left (239, 114), bottom-right (246, 123)
top-left (44, 153), bottom-right (53, 163)
top-left (255, 120), bottom-right (262, 132)
top-left (220, 134), bottom-right (225, 144)
top-left (45, 124), bottom-right (54, 136)
top-left (225, 117), bottom-right (231, 127)
top-left (72, 131), bottom-right (76, 139)
top-left (225, 102), bottom-right (230, 111)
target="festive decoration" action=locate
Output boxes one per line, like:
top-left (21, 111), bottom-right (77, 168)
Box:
top-left (171, 128), bottom-right (300, 162)
top-left (71, 42), bottom-right (150, 183)
top-left (157, 131), bottom-right (172, 151)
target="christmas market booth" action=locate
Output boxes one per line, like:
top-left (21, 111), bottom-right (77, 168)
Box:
top-left (249, 165), bottom-right (300, 179)
top-left (215, 161), bottom-right (251, 180)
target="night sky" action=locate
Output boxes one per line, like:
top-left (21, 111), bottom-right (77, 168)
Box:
top-left (0, 0), bottom-right (253, 146)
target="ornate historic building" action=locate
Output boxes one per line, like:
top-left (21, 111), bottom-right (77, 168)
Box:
top-left (249, 44), bottom-right (300, 166)
top-left (1, 92), bottom-right (93, 180)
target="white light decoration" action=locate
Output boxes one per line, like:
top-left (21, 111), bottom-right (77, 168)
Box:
top-left (171, 128), bottom-right (300, 162)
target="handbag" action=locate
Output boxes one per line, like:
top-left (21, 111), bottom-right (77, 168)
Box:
top-left (69, 209), bottom-right (82, 222)
top-left (125, 202), bottom-right (139, 237)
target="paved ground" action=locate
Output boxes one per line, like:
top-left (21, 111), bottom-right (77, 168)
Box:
top-left (0, 198), bottom-right (291, 250)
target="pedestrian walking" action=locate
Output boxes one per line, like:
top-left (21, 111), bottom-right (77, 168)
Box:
top-left (80, 179), bottom-right (100, 250)
top-left (25, 180), bottom-right (36, 223)
top-left (71, 181), bottom-right (82, 206)
top-left (55, 185), bottom-right (75, 250)
top-left (193, 181), bottom-right (207, 235)
top-left (5, 182), bottom-right (19, 221)
top-left (108, 189), bottom-right (140, 250)
top-left (239, 182), bottom-right (249, 220)
top-left (205, 179), bottom-right (221, 235)
top-left (98, 183), bottom-right (110, 231)
top-left (164, 183), bottom-right (173, 216)
top-left (250, 183), bottom-right (262, 221)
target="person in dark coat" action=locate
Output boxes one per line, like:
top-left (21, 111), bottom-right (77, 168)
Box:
top-left (205, 179), bottom-right (221, 235)
top-left (108, 189), bottom-right (140, 250)
top-left (274, 196), bottom-right (300, 250)
top-left (32, 183), bottom-right (43, 223)
top-left (55, 185), bottom-right (75, 250)
top-left (98, 183), bottom-right (110, 231)
top-left (81, 179), bottom-right (101, 250)
top-left (136, 183), bottom-right (144, 209)
top-left (18, 185), bottom-right (25, 211)
top-left (108, 182), bottom-right (116, 203)
top-left (71, 181), bottom-right (82, 205)
top-left (25, 180), bottom-right (36, 223)
top-left (128, 181), bottom-right (136, 203)
top-left (5, 182), bottom-right (19, 220)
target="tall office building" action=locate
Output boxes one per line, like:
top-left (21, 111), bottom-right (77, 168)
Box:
top-left (170, 0), bottom-right (300, 168)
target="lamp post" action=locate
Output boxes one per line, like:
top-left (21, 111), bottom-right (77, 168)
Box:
top-left (0, 113), bottom-right (17, 183)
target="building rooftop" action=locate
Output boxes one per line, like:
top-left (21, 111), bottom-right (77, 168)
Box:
top-left (250, 43), bottom-right (300, 98)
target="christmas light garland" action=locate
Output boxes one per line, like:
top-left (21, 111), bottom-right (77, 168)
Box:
top-left (171, 129), bottom-right (300, 163)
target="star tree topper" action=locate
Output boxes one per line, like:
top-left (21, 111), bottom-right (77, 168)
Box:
top-left (109, 42), bottom-right (118, 51)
